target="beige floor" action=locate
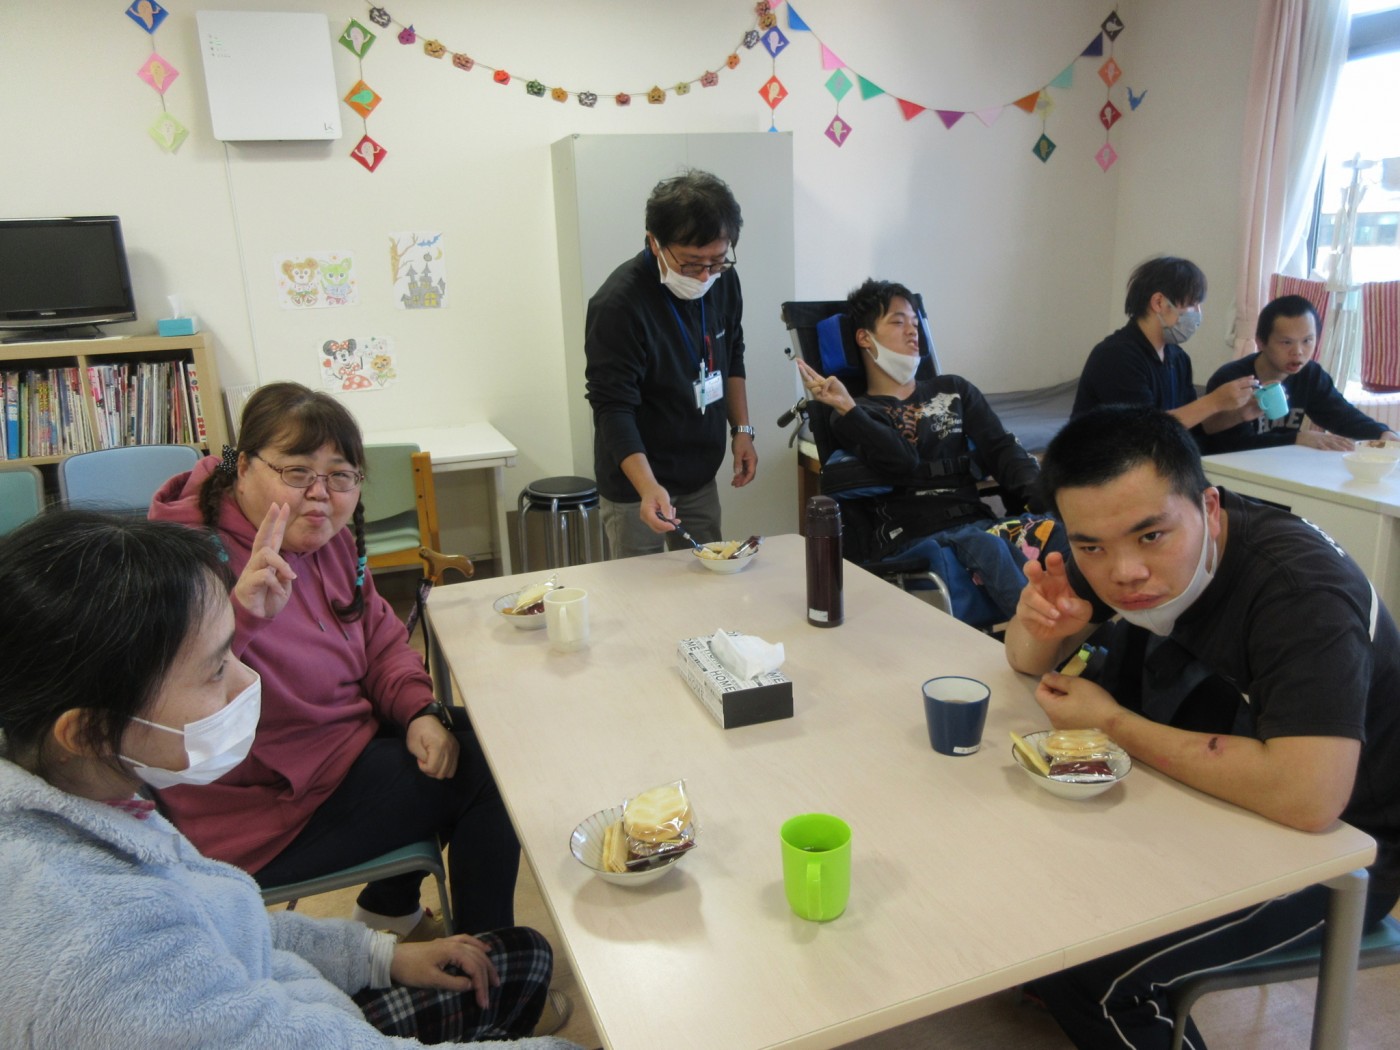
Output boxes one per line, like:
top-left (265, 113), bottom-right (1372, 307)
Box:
top-left (362, 571), bottom-right (1400, 1049)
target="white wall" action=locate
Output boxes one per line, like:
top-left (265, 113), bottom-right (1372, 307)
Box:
top-left (1, 0), bottom-right (1258, 552)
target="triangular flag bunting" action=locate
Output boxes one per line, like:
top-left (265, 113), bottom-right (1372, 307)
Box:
top-left (1013, 90), bottom-right (1041, 114)
top-left (936, 109), bottom-right (965, 129)
top-left (1050, 65), bottom-right (1074, 89)
top-left (857, 76), bottom-right (884, 100)
top-left (820, 44), bottom-right (844, 70)
top-left (1081, 33), bottom-right (1104, 57)
top-left (973, 106), bottom-right (1005, 127)
top-left (787, 5), bottom-right (810, 31)
top-left (897, 98), bottom-right (926, 121)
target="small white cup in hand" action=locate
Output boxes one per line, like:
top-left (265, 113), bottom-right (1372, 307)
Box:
top-left (544, 587), bottom-right (589, 653)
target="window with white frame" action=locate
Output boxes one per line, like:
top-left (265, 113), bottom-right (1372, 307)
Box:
top-left (1310, 0), bottom-right (1400, 283)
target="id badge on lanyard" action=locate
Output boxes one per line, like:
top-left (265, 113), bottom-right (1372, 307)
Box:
top-left (694, 366), bottom-right (723, 412)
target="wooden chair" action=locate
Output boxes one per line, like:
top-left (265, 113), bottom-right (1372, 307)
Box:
top-left (362, 444), bottom-right (440, 575)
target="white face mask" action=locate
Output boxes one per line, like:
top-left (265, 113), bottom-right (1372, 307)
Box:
top-left (121, 674), bottom-right (261, 789)
top-left (1161, 304), bottom-right (1202, 345)
top-left (866, 338), bottom-right (921, 385)
top-left (656, 255), bottom-right (720, 301)
top-left (1111, 503), bottom-right (1216, 636)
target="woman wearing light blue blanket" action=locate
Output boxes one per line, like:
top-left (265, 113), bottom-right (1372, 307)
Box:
top-left (0, 510), bottom-right (577, 1050)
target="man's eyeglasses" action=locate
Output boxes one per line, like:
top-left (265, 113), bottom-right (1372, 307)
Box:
top-left (253, 453), bottom-right (364, 493)
top-left (663, 244), bottom-right (737, 279)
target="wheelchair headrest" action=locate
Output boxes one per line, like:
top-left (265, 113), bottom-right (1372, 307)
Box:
top-left (816, 313), bottom-right (861, 378)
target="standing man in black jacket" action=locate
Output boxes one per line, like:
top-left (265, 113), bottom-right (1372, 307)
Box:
top-left (585, 170), bottom-right (757, 559)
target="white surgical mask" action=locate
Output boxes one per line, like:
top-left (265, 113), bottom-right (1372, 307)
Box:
top-left (866, 339), bottom-right (921, 385)
top-left (121, 674), bottom-right (261, 789)
top-left (1161, 304), bottom-right (1202, 345)
top-left (657, 256), bottom-right (719, 300)
top-left (1111, 503), bottom-right (1216, 636)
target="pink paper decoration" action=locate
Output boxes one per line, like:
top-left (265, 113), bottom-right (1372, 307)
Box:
top-left (1096, 143), bottom-right (1118, 171)
top-left (137, 53), bottom-right (179, 94)
top-left (820, 45), bottom-right (843, 70)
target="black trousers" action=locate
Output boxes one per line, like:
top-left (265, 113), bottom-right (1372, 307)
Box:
top-left (254, 728), bottom-right (520, 933)
top-left (1029, 884), bottom-right (1395, 1050)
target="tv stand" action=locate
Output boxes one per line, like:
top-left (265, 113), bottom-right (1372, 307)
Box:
top-left (1, 324), bottom-right (110, 344)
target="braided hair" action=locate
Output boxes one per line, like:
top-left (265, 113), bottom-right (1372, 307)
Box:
top-left (202, 382), bottom-right (367, 622)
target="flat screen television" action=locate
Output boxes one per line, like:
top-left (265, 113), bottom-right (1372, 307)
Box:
top-left (0, 215), bottom-right (138, 342)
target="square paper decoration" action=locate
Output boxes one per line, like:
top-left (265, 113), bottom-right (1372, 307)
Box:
top-left (148, 112), bottom-right (188, 152)
top-left (345, 81), bottom-right (382, 119)
top-left (351, 135), bottom-right (387, 172)
top-left (138, 53), bottom-right (179, 94)
top-left (126, 1), bottom-right (169, 33)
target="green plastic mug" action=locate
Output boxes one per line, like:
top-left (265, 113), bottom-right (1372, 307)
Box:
top-left (780, 813), bottom-right (851, 921)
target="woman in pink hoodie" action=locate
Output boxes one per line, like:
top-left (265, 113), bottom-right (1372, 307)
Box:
top-left (149, 382), bottom-right (519, 942)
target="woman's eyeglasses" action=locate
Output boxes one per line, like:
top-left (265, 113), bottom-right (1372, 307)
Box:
top-left (253, 454), bottom-right (364, 492)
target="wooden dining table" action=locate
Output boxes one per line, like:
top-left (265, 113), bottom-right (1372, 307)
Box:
top-left (428, 534), bottom-right (1376, 1050)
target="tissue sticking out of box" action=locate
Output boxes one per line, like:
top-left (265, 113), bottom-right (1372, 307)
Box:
top-left (709, 629), bottom-right (784, 682)
top-left (158, 294), bottom-right (200, 337)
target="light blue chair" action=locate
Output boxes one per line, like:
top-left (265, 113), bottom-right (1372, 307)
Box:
top-left (0, 463), bottom-right (45, 535)
top-left (58, 444), bottom-right (201, 515)
top-left (260, 839), bottom-right (454, 935)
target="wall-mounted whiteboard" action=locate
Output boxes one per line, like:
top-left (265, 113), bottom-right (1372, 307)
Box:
top-left (197, 11), bottom-right (341, 142)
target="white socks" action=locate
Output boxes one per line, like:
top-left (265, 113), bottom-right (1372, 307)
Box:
top-left (351, 903), bottom-right (424, 938)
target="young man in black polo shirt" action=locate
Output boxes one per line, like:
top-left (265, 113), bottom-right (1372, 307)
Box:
top-left (1201, 293), bottom-right (1398, 453)
top-left (1005, 407), bottom-right (1400, 1049)
top-left (1072, 256), bottom-right (1258, 431)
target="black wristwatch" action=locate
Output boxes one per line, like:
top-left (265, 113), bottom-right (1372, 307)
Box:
top-left (730, 424), bottom-right (756, 438)
top-left (411, 700), bottom-right (455, 730)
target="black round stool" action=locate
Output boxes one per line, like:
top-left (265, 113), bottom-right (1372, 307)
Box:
top-left (516, 475), bottom-right (601, 570)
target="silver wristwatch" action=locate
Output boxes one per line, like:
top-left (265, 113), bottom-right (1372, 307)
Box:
top-left (730, 425), bottom-right (756, 437)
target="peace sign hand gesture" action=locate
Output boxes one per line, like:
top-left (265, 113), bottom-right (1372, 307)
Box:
top-left (233, 503), bottom-right (297, 620)
top-left (796, 359), bottom-right (857, 416)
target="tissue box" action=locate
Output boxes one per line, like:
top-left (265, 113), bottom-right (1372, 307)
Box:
top-left (676, 635), bottom-right (793, 729)
top-left (158, 316), bottom-right (200, 337)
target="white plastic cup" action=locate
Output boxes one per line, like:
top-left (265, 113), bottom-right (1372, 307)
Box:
top-left (544, 587), bottom-right (590, 653)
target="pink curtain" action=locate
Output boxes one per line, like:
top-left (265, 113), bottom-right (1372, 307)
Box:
top-left (1361, 281), bottom-right (1400, 392)
top-left (1230, 0), bottom-right (1349, 359)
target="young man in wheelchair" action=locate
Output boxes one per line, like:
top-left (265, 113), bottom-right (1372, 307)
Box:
top-left (795, 278), bottom-right (1061, 621)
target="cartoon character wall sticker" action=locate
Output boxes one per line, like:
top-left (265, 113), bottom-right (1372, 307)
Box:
top-left (275, 251), bottom-right (358, 309)
top-left (318, 336), bottom-right (397, 392)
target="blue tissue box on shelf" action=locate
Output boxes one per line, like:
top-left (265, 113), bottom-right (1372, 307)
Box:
top-left (158, 316), bottom-right (199, 337)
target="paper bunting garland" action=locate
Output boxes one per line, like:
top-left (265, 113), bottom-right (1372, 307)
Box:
top-left (769, 3), bottom-right (1138, 169)
top-left (354, 2), bottom-right (773, 112)
top-left (343, 15), bottom-right (387, 171)
top-left (126, 2), bottom-right (185, 153)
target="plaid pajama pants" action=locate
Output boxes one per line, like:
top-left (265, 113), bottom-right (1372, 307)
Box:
top-left (353, 926), bottom-right (552, 1043)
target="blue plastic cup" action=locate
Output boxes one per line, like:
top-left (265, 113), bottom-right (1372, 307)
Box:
top-left (922, 676), bottom-right (990, 756)
top-left (1254, 381), bottom-right (1289, 421)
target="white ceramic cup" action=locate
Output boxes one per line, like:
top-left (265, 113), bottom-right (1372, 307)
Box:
top-left (544, 587), bottom-right (590, 652)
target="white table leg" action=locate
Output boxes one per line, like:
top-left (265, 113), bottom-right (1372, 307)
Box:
top-left (492, 464), bottom-right (513, 575)
top-left (1311, 867), bottom-right (1368, 1050)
